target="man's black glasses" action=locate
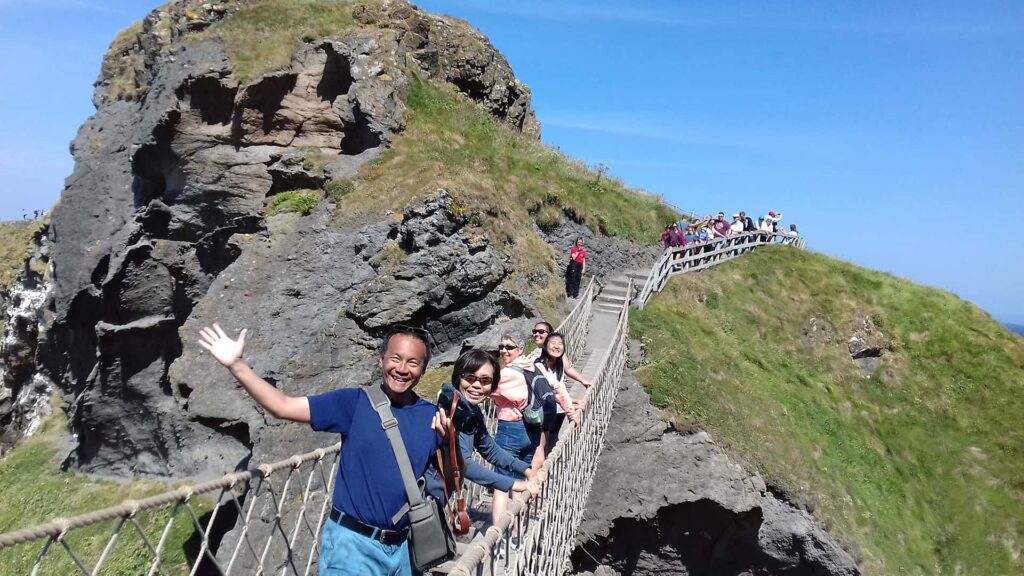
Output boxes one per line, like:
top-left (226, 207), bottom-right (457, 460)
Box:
top-left (460, 373), bottom-right (494, 386)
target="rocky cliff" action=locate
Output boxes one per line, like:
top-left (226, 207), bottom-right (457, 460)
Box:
top-left (35, 0), bottom-right (552, 479)
top-left (573, 356), bottom-right (859, 576)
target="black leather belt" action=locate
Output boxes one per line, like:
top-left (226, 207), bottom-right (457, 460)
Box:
top-left (329, 508), bottom-right (409, 546)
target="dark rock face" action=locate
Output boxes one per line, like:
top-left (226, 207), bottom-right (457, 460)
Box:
top-left (0, 227), bottom-right (53, 452)
top-left (38, 1), bottom-right (542, 478)
top-left (572, 356), bottom-right (859, 576)
top-left (538, 220), bottom-right (660, 286)
top-left (353, 0), bottom-right (541, 138)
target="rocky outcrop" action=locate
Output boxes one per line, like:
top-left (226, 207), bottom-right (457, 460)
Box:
top-left (573, 353), bottom-right (859, 576)
top-left (0, 227), bottom-right (53, 452)
top-left (539, 220), bottom-right (660, 286)
top-left (37, 0), bottom-right (543, 477)
top-left (352, 0), bottom-right (541, 138)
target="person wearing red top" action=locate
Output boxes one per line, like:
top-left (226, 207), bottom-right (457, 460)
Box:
top-left (566, 237), bottom-right (586, 298)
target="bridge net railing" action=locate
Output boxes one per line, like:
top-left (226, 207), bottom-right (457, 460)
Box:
top-left (0, 444), bottom-right (340, 575)
top-left (0, 277), bottom-right (602, 575)
top-left (636, 231), bottom-right (805, 308)
top-left (450, 283), bottom-right (630, 576)
top-left (465, 275), bottom-right (594, 513)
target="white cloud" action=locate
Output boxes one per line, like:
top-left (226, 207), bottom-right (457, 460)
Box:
top-left (543, 117), bottom-right (760, 150)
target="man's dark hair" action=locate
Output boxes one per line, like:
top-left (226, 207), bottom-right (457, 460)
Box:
top-left (451, 349), bottom-right (500, 392)
top-left (378, 325), bottom-right (432, 366)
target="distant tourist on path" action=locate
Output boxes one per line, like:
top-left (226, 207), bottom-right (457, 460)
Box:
top-left (712, 212), bottom-right (731, 238)
top-left (740, 211), bottom-right (756, 232)
top-left (783, 223), bottom-right (800, 245)
top-left (197, 323), bottom-right (447, 576)
top-left (683, 225), bottom-right (698, 245)
top-left (730, 214), bottom-right (745, 235)
top-left (566, 237), bottom-right (586, 298)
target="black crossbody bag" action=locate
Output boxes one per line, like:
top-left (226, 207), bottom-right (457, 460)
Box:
top-left (365, 386), bottom-right (456, 571)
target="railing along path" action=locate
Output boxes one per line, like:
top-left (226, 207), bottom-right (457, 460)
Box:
top-left (0, 278), bottom-right (610, 576)
top-left (465, 277), bottom-right (594, 510)
top-left (450, 279), bottom-right (626, 576)
top-left (636, 231), bottom-right (805, 308)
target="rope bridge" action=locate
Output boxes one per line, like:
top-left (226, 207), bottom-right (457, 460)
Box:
top-left (0, 227), bottom-right (797, 575)
top-left (0, 277), bottom-right (620, 575)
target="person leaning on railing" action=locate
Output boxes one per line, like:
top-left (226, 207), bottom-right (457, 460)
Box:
top-left (525, 320), bottom-right (592, 390)
top-left (197, 323), bottom-right (448, 576)
top-left (424, 349), bottom-right (540, 503)
top-left (488, 333), bottom-right (559, 528)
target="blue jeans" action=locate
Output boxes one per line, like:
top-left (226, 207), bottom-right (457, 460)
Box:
top-left (493, 420), bottom-right (541, 479)
top-left (320, 514), bottom-right (413, 576)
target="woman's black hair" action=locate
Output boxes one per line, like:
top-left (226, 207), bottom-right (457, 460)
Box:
top-left (534, 320), bottom-right (554, 334)
top-left (451, 348), bottom-right (501, 392)
top-left (538, 332), bottom-right (566, 381)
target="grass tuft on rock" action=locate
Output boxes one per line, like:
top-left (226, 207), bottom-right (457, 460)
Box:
top-left (0, 220), bottom-right (41, 294)
top-left (196, 0), bottom-right (355, 85)
top-left (265, 189), bottom-right (322, 216)
top-left (631, 245), bottom-right (1024, 575)
top-left (0, 400), bottom-right (209, 574)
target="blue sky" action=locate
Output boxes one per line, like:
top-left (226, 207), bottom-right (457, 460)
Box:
top-left (0, 1), bottom-right (1021, 323)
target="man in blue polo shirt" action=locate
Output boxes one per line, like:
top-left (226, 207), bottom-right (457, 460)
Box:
top-left (198, 323), bottom-right (444, 576)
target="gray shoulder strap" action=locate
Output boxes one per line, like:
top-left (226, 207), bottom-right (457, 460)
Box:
top-left (365, 385), bottom-right (424, 525)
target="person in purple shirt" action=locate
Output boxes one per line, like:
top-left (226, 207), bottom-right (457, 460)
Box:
top-left (198, 323), bottom-right (448, 576)
top-left (712, 212), bottom-right (731, 239)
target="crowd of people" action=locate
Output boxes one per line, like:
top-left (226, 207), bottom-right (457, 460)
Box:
top-left (198, 318), bottom-right (587, 574)
top-left (659, 210), bottom-right (800, 249)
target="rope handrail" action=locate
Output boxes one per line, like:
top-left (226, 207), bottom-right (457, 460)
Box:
top-left (449, 282), bottom-right (630, 575)
top-left (636, 230), bottom-right (805, 308)
top-left (0, 273), bottom-right (606, 575)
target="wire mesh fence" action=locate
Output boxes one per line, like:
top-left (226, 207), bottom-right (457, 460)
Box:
top-left (449, 285), bottom-right (630, 576)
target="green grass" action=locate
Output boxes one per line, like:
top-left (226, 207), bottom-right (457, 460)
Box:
top-left (339, 77), bottom-right (679, 317)
top-left (631, 246), bottom-right (1024, 575)
top-left (348, 76), bottom-right (679, 244)
top-left (196, 0), bottom-right (355, 85)
top-left (0, 220), bottom-right (40, 294)
top-left (265, 189), bottom-right (322, 216)
top-left (0, 401), bottom-right (210, 574)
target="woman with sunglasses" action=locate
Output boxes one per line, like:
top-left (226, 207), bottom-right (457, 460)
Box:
top-left (489, 333), bottom-right (554, 527)
top-left (526, 321), bottom-right (592, 389)
top-left (425, 349), bottom-right (539, 504)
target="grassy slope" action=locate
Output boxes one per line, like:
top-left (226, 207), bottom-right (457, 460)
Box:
top-left (341, 77), bottom-right (677, 317)
top-left (193, 0), bottom-right (354, 85)
top-left (0, 403), bottom-right (208, 574)
top-left (631, 245), bottom-right (1024, 575)
top-left (0, 220), bottom-right (40, 293)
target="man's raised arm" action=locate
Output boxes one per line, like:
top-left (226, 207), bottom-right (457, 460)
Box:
top-left (198, 324), bottom-right (311, 423)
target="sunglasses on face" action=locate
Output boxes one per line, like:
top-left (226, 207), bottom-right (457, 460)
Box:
top-left (460, 373), bottom-right (494, 386)
top-left (497, 344), bottom-right (519, 351)
top-left (532, 329), bottom-right (548, 335)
